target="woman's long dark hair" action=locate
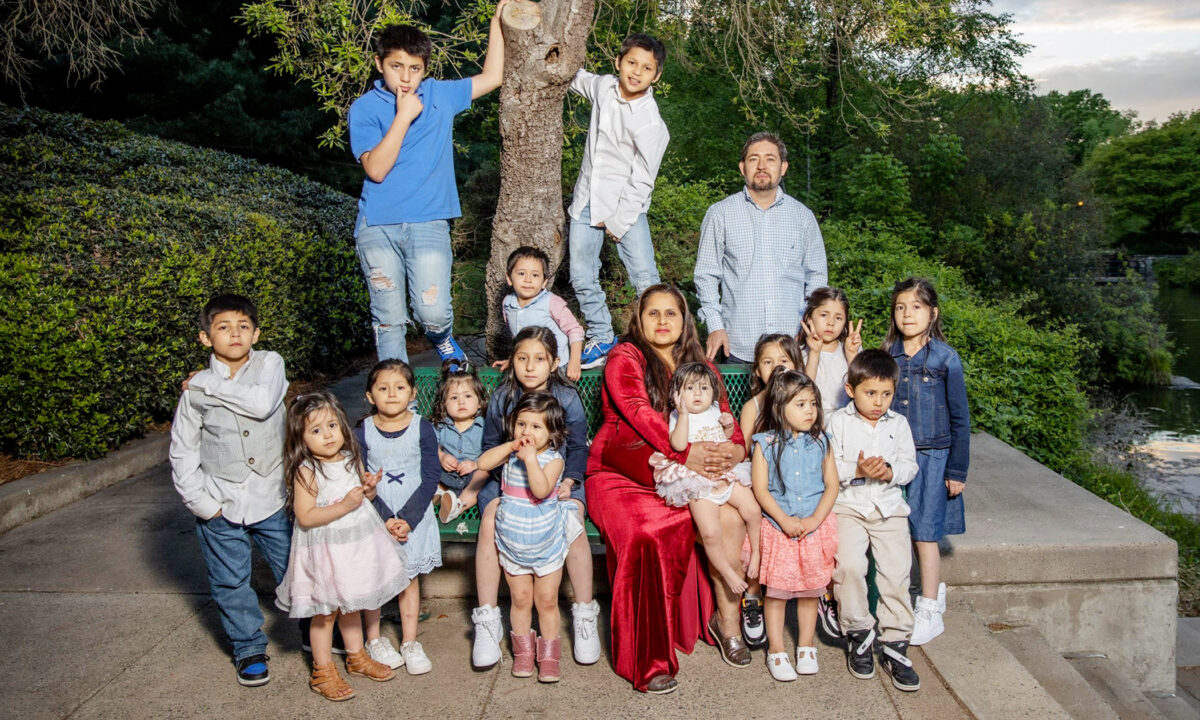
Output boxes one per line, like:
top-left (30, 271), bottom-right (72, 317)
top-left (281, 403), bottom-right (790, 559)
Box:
top-left (883, 277), bottom-right (945, 349)
top-left (753, 370), bottom-right (825, 490)
top-left (284, 391), bottom-right (362, 509)
top-left (620, 284), bottom-right (709, 414)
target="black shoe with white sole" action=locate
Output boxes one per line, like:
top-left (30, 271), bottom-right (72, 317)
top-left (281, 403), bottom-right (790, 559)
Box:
top-left (740, 595), bottom-right (767, 649)
top-left (235, 654), bottom-right (270, 687)
top-left (845, 629), bottom-right (876, 680)
top-left (816, 593), bottom-right (846, 648)
top-left (879, 641), bottom-right (921, 691)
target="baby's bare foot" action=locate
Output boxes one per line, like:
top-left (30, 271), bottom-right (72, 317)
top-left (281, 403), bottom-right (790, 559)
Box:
top-left (723, 568), bottom-right (748, 595)
top-left (747, 550), bottom-right (761, 580)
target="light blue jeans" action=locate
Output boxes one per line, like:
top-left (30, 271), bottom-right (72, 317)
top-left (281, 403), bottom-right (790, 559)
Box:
top-left (568, 204), bottom-right (660, 343)
top-left (354, 213), bottom-right (455, 362)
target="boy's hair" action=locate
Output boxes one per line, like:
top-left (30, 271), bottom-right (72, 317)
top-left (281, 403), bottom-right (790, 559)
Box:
top-left (364, 359), bottom-right (416, 416)
top-left (374, 24), bottom-right (433, 65)
top-left (200, 294), bottom-right (258, 332)
top-left (883, 277), bottom-right (945, 348)
top-left (750, 333), bottom-right (805, 396)
top-left (799, 287), bottom-right (852, 346)
top-left (667, 361), bottom-right (724, 411)
top-left (754, 370), bottom-right (826, 475)
top-left (283, 391), bottom-right (361, 509)
top-left (506, 246), bottom-right (550, 277)
top-left (618, 33), bottom-right (666, 72)
top-left (503, 392), bottom-right (567, 451)
top-left (847, 349), bottom-right (900, 389)
top-left (431, 359), bottom-right (488, 428)
top-left (741, 131), bottom-right (788, 164)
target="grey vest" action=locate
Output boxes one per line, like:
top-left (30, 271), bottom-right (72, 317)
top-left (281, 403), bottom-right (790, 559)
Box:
top-left (503, 290), bottom-right (570, 368)
top-left (192, 351), bottom-right (285, 484)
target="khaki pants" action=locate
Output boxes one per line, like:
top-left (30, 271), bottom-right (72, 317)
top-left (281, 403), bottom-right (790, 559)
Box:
top-left (832, 509), bottom-right (914, 642)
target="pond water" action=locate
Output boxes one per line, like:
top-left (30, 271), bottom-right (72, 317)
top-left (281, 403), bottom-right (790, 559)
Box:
top-left (1125, 285), bottom-right (1200, 516)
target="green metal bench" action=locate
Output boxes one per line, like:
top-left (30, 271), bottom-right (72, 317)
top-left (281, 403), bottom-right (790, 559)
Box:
top-left (419, 364), bottom-right (756, 542)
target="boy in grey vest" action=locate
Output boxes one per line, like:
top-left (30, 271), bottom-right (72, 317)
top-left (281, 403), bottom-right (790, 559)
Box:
top-left (169, 294), bottom-right (291, 687)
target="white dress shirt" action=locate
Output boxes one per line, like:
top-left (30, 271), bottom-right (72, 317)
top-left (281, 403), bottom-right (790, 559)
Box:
top-left (567, 70), bottom-right (670, 239)
top-left (827, 402), bottom-right (918, 519)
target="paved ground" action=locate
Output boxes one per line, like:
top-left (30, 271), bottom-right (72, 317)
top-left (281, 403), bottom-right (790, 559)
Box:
top-left (0, 465), bottom-right (970, 719)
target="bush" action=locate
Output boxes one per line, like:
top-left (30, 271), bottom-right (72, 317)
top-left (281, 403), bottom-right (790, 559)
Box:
top-left (1156, 250), bottom-right (1200, 289)
top-left (0, 106), bottom-right (369, 459)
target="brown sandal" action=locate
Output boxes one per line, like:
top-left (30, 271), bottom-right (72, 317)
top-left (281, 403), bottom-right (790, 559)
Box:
top-left (310, 661), bottom-right (355, 701)
top-left (345, 648), bottom-right (395, 681)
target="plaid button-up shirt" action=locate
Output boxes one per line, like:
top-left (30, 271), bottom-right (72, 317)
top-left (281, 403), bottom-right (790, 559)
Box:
top-left (694, 187), bottom-right (828, 360)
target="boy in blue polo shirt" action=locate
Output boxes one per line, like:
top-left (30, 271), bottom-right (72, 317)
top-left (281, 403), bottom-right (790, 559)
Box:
top-left (349, 1), bottom-right (514, 366)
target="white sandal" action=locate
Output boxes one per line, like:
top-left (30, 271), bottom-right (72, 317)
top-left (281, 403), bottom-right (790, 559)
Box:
top-left (438, 489), bottom-right (465, 524)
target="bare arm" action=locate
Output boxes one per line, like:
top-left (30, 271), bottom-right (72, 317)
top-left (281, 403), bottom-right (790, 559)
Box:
top-left (739, 393), bottom-right (760, 443)
top-left (799, 445), bottom-right (840, 534)
top-left (476, 441), bottom-right (516, 472)
top-left (470, 0), bottom-right (513, 99)
top-left (522, 447), bottom-right (563, 500)
top-left (669, 410), bottom-right (689, 453)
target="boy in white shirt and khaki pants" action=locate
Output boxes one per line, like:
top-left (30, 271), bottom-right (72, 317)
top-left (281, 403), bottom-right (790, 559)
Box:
top-left (567, 33), bottom-right (670, 367)
top-left (827, 349), bottom-right (921, 692)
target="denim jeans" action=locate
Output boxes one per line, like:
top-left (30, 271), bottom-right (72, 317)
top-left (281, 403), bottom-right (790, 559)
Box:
top-left (568, 204), bottom-right (660, 343)
top-left (354, 213), bottom-right (455, 362)
top-left (194, 506), bottom-right (292, 661)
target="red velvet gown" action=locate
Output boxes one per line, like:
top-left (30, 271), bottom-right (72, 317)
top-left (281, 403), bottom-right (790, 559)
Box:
top-left (585, 343), bottom-right (745, 691)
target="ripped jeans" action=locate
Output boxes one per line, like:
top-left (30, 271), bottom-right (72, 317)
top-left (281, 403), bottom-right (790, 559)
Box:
top-left (568, 204), bottom-right (660, 344)
top-left (354, 213), bottom-right (454, 362)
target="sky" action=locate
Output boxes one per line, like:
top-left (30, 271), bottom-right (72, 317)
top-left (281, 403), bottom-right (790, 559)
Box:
top-left (988, 0), bottom-right (1200, 122)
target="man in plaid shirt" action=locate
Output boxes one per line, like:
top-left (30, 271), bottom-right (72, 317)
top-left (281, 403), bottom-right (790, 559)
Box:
top-left (694, 131), bottom-right (828, 363)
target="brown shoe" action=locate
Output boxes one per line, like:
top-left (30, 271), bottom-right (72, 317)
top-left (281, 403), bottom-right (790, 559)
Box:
top-left (345, 648), bottom-right (395, 681)
top-left (310, 661), bottom-right (355, 701)
top-left (708, 612), bottom-right (751, 667)
top-left (536, 635), bottom-right (561, 683)
top-left (646, 673), bottom-right (678, 694)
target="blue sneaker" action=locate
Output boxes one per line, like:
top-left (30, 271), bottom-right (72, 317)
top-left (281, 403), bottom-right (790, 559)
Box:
top-left (236, 653), bottom-right (270, 687)
top-left (580, 339), bottom-right (616, 369)
top-left (433, 334), bottom-right (467, 370)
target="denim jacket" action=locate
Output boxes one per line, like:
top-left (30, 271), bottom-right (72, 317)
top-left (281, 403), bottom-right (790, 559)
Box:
top-left (482, 383), bottom-right (589, 485)
top-left (753, 430), bottom-right (829, 531)
top-left (888, 337), bottom-right (970, 483)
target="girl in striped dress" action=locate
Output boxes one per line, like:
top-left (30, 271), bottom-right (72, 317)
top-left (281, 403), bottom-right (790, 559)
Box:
top-left (475, 392), bottom-right (579, 683)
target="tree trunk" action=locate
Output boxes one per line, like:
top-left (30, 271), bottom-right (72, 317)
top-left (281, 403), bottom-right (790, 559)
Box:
top-left (486, 0), bottom-right (595, 360)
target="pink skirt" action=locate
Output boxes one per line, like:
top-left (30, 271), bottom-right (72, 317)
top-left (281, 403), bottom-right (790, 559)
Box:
top-left (742, 513), bottom-right (837, 596)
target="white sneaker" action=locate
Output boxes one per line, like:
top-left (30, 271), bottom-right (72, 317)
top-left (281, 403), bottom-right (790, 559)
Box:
top-left (937, 582), bottom-right (947, 613)
top-left (767, 651), bottom-right (798, 681)
top-left (471, 604), bottom-right (504, 668)
top-left (366, 636), bottom-right (405, 670)
top-left (795, 646), bottom-right (819, 675)
top-left (909, 596), bottom-right (944, 646)
top-left (572, 600), bottom-right (602, 665)
top-left (400, 640), bottom-right (432, 675)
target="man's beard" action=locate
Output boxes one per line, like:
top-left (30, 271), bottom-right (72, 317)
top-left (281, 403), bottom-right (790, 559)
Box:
top-left (747, 177), bottom-right (778, 192)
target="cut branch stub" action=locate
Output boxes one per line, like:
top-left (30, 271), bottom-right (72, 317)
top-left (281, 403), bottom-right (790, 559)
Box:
top-left (503, 1), bottom-right (542, 31)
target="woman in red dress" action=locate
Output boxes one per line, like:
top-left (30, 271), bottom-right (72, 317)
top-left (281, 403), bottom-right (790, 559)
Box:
top-left (585, 285), bottom-right (750, 694)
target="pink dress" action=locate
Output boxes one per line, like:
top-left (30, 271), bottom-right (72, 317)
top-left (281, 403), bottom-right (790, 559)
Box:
top-left (651, 405), bottom-right (750, 507)
top-left (275, 458), bottom-right (411, 617)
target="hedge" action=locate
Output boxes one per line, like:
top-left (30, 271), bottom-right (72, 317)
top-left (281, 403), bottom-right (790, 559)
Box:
top-left (0, 106), bottom-right (369, 459)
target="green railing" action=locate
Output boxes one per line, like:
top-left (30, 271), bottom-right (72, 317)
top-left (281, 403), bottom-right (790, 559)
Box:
top-left (424, 364), bottom-right (754, 542)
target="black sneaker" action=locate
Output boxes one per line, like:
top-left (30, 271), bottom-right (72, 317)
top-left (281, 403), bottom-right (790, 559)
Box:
top-left (816, 593), bottom-right (846, 649)
top-left (879, 641), bottom-right (921, 691)
top-left (740, 595), bottom-right (767, 649)
top-left (235, 654), bottom-right (270, 687)
top-left (301, 622), bottom-right (346, 655)
top-left (845, 629), bottom-right (876, 680)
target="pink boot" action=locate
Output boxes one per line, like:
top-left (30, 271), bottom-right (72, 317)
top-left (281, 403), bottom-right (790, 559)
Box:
top-left (537, 635), bottom-right (562, 683)
top-left (510, 631), bottom-right (536, 678)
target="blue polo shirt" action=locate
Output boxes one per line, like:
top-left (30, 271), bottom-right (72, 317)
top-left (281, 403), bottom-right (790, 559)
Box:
top-left (348, 77), bottom-right (473, 227)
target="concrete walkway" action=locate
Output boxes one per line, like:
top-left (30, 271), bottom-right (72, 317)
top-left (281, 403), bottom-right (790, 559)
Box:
top-left (0, 465), bottom-right (969, 719)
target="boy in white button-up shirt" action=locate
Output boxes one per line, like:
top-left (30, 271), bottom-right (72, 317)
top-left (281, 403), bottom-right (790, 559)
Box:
top-left (566, 33), bottom-right (670, 368)
top-left (826, 349), bottom-right (922, 692)
top-left (169, 294), bottom-right (292, 688)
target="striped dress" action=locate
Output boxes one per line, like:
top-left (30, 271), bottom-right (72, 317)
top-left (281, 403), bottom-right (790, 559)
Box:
top-left (494, 448), bottom-right (570, 575)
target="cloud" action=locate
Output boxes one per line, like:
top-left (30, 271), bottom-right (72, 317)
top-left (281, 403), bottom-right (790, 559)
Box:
top-left (990, 0), bottom-right (1200, 29)
top-left (1033, 49), bottom-right (1200, 121)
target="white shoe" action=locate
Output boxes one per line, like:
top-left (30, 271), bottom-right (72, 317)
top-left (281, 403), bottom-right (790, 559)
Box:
top-left (437, 489), bottom-right (465, 524)
top-left (767, 651), bottom-right (798, 681)
top-left (471, 604), bottom-right (504, 668)
top-left (909, 596), bottom-right (944, 646)
top-left (937, 582), bottom-right (947, 613)
top-left (571, 600), bottom-right (602, 665)
top-left (400, 640), bottom-right (432, 675)
top-left (795, 646), bottom-right (819, 675)
top-left (366, 636), bottom-right (405, 670)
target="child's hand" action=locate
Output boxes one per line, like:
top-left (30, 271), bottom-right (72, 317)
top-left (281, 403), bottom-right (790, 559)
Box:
top-left (557, 477), bottom-right (574, 500)
top-left (717, 412), bottom-right (736, 434)
top-left (341, 486), bottom-right (365, 510)
top-left (801, 319), bottom-right (823, 353)
top-left (440, 450), bottom-right (459, 473)
top-left (457, 459), bottom-right (478, 476)
top-left (385, 517), bottom-right (410, 542)
top-left (845, 319), bottom-right (863, 357)
top-left (494, 0), bottom-right (514, 20)
top-left (782, 516), bottom-right (806, 538)
top-left (567, 358), bottom-right (582, 382)
top-left (361, 468), bottom-right (383, 491)
top-left (855, 451), bottom-right (891, 480)
top-left (515, 436), bottom-right (537, 462)
top-left (672, 389), bottom-right (684, 411)
top-left (181, 370), bottom-right (201, 391)
top-left (946, 479), bottom-right (965, 498)
top-left (491, 359), bottom-right (511, 372)
top-left (797, 516), bottom-right (818, 536)
top-left (396, 90), bottom-right (423, 122)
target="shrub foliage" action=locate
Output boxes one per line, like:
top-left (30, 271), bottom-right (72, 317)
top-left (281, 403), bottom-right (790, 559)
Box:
top-left (0, 106), bottom-right (368, 459)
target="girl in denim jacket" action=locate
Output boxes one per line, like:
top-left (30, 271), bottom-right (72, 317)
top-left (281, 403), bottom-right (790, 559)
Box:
top-left (883, 278), bottom-right (970, 647)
